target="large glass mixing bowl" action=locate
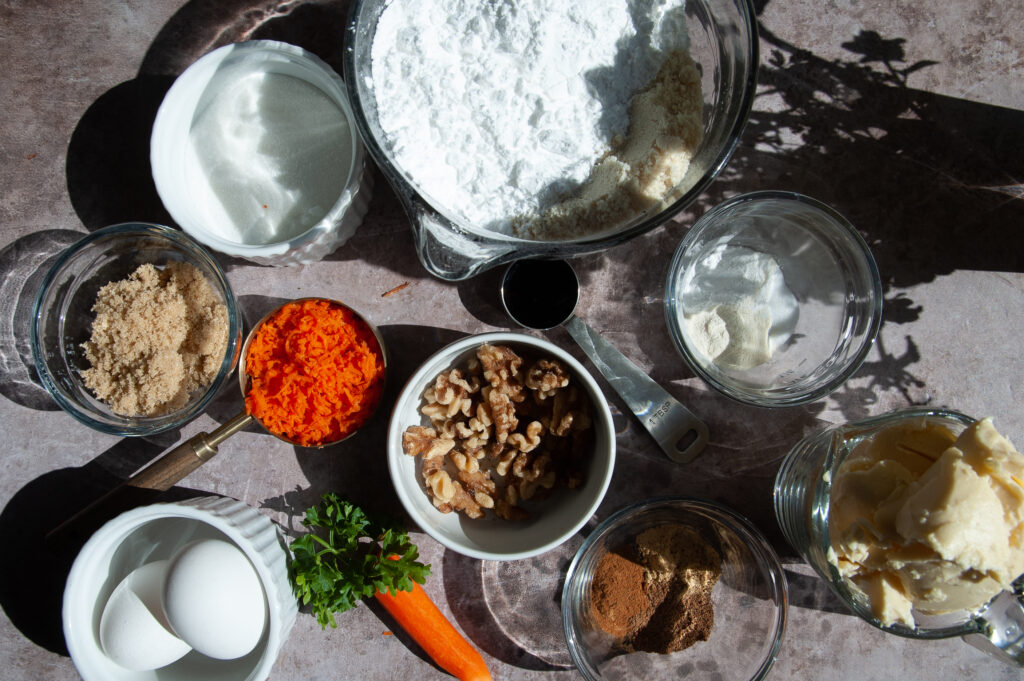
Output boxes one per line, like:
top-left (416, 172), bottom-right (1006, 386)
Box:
top-left (343, 0), bottom-right (758, 280)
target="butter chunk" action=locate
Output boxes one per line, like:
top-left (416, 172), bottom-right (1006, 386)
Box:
top-left (828, 417), bottom-right (1024, 627)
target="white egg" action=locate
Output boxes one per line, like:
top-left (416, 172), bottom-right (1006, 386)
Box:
top-left (99, 560), bottom-right (192, 671)
top-left (162, 538), bottom-right (267, 660)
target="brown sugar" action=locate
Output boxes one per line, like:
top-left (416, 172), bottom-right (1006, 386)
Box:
top-left (81, 261), bottom-right (229, 417)
top-left (589, 523), bottom-right (721, 654)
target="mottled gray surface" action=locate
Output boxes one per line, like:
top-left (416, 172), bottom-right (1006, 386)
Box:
top-left (1, 1), bottom-right (1023, 680)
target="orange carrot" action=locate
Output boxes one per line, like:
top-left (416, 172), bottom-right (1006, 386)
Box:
top-left (375, 580), bottom-right (492, 681)
top-left (244, 299), bottom-right (385, 447)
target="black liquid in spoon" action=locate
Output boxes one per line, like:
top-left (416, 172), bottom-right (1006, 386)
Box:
top-left (501, 259), bottom-right (580, 330)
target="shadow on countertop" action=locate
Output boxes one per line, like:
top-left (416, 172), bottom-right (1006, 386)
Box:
top-left (591, 19), bottom-right (1024, 439)
top-left (0, 444), bottom-right (210, 655)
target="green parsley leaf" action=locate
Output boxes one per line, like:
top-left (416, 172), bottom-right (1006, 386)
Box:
top-left (288, 493), bottom-right (431, 628)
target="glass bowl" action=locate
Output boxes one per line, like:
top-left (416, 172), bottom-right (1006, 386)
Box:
top-left (562, 497), bottom-right (787, 681)
top-left (664, 191), bottom-right (883, 407)
top-left (31, 223), bottom-right (242, 436)
top-left (774, 408), bottom-right (1024, 667)
top-left (343, 0), bottom-right (759, 280)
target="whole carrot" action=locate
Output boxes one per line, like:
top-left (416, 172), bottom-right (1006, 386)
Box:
top-left (375, 577), bottom-right (492, 681)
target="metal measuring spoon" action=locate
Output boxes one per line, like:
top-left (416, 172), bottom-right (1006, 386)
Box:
top-left (500, 259), bottom-right (708, 464)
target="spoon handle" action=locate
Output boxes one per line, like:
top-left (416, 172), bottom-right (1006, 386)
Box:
top-left (126, 411), bottom-right (255, 491)
top-left (564, 316), bottom-right (708, 464)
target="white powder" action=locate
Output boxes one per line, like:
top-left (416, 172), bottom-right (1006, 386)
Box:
top-left (369, 0), bottom-right (693, 236)
top-left (679, 245), bottom-right (799, 370)
top-left (187, 72), bottom-right (353, 245)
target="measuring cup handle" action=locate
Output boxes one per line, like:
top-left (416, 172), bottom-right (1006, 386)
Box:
top-left (46, 413), bottom-right (254, 544)
top-left (964, 589), bottom-right (1024, 666)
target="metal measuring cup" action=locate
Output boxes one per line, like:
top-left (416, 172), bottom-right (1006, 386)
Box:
top-left (50, 297), bottom-right (386, 539)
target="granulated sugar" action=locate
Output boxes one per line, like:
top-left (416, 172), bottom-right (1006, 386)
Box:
top-left (370, 0), bottom-right (701, 239)
top-left (187, 72), bottom-right (353, 245)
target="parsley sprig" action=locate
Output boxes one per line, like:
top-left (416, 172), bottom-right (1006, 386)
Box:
top-left (289, 493), bottom-right (431, 628)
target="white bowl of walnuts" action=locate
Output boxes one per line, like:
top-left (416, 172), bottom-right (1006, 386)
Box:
top-left (387, 332), bottom-right (616, 560)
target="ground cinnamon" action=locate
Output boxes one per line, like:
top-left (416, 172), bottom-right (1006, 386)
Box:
top-left (589, 523), bottom-right (721, 654)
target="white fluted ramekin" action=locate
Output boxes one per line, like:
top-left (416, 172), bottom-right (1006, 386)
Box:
top-left (63, 496), bottom-right (297, 681)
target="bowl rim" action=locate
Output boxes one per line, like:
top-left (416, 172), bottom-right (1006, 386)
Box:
top-left (663, 190), bottom-right (884, 407)
top-left (30, 222), bottom-right (242, 436)
top-left (239, 296), bottom-right (388, 448)
top-left (150, 39), bottom-right (368, 259)
top-left (385, 331), bottom-right (616, 561)
top-left (561, 495), bottom-right (789, 681)
top-left (342, 0), bottom-right (760, 262)
top-left (62, 496), bottom-right (296, 681)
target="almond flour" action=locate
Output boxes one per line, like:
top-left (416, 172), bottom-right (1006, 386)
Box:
top-left (81, 262), bottom-right (229, 417)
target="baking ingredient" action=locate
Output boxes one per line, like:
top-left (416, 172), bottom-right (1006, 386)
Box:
top-left (99, 560), bottom-right (191, 671)
top-left (500, 258), bottom-right (579, 330)
top-left (290, 496), bottom-right (491, 681)
top-left (81, 261), bottom-right (229, 416)
top-left (370, 0), bottom-right (702, 239)
top-left (244, 299), bottom-right (385, 446)
top-left (679, 244), bottom-right (798, 370)
top-left (402, 343), bottom-right (593, 521)
top-left (828, 417), bottom-right (1024, 628)
top-left (188, 70), bottom-right (353, 245)
top-left (162, 538), bottom-right (267, 659)
top-left (528, 49), bottom-right (703, 240)
top-left (591, 523), bottom-right (721, 653)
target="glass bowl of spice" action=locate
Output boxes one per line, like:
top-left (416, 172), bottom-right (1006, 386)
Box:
top-left (664, 191), bottom-right (883, 407)
top-left (562, 496), bottom-right (787, 681)
top-left (31, 223), bottom-right (242, 436)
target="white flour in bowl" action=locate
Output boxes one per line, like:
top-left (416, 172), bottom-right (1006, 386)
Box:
top-left (369, 0), bottom-right (702, 240)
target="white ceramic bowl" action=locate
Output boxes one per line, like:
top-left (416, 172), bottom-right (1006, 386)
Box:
top-left (387, 332), bottom-right (616, 561)
top-left (63, 496), bottom-right (297, 681)
top-left (151, 40), bottom-right (372, 266)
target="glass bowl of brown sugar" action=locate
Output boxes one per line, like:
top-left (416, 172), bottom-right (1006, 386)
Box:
top-left (31, 223), bottom-right (242, 436)
top-left (562, 496), bottom-right (788, 681)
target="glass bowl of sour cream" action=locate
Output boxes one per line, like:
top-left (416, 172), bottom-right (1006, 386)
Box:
top-left (664, 191), bottom-right (883, 407)
top-left (344, 0), bottom-right (759, 280)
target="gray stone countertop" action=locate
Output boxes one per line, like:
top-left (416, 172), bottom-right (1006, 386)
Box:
top-left (1, 1), bottom-right (1022, 680)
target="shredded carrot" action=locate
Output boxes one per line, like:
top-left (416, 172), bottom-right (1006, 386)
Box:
top-left (382, 282), bottom-right (410, 297)
top-left (244, 299), bottom-right (385, 447)
top-left (375, 579), bottom-right (492, 681)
